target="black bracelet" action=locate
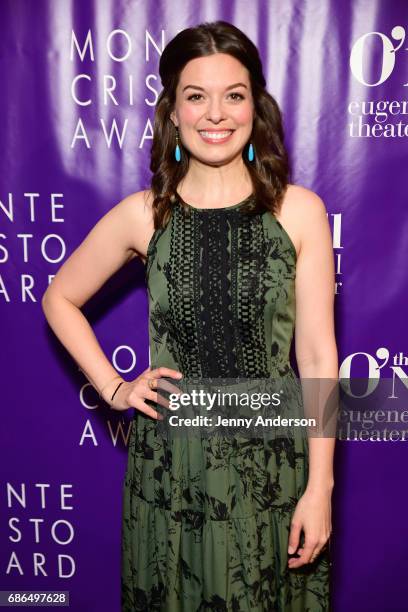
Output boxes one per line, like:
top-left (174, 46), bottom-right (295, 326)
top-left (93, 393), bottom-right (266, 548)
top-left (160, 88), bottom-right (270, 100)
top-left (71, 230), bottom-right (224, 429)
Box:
top-left (111, 381), bottom-right (124, 401)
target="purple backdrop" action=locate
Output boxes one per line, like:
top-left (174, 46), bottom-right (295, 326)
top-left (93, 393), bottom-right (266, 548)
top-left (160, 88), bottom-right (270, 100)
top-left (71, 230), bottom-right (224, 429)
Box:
top-left (1, 1), bottom-right (408, 610)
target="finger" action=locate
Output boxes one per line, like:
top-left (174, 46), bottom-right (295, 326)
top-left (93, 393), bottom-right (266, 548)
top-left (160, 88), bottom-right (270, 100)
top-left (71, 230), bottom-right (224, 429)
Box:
top-left (155, 367), bottom-right (185, 397)
top-left (288, 548), bottom-right (307, 568)
top-left (309, 546), bottom-right (322, 564)
top-left (311, 536), bottom-right (331, 563)
top-left (288, 546), bottom-right (304, 568)
top-left (133, 399), bottom-right (164, 420)
top-left (143, 388), bottom-right (169, 410)
top-left (148, 366), bottom-right (183, 381)
top-left (154, 377), bottom-right (184, 397)
top-left (289, 535), bottom-right (330, 568)
top-left (288, 546), bottom-right (310, 568)
top-left (288, 541), bottom-right (315, 568)
top-left (143, 381), bottom-right (181, 411)
top-left (302, 539), bottom-right (318, 564)
top-left (287, 522), bottom-right (302, 555)
top-left (288, 548), bottom-right (306, 569)
top-left (146, 368), bottom-right (184, 398)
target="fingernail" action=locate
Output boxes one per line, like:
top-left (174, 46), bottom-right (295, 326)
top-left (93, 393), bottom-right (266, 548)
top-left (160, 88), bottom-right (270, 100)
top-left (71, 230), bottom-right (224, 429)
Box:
top-left (288, 546), bottom-right (295, 554)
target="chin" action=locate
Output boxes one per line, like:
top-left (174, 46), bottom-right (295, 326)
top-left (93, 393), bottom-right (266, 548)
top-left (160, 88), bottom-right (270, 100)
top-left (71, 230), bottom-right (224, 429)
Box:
top-left (192, 148), bottom-right (244, 165)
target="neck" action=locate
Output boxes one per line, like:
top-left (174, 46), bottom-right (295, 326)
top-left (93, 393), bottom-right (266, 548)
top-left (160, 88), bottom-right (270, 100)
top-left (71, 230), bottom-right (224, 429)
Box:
top-left (178, 154), bottom-right (253, 206)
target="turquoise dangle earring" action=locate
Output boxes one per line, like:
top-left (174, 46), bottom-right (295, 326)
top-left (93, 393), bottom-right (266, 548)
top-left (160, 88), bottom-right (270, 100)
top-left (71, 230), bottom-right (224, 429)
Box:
top-left (175, 126), bottom-right (181, 162)
top-left (247, 142), bottom-right (255, 162)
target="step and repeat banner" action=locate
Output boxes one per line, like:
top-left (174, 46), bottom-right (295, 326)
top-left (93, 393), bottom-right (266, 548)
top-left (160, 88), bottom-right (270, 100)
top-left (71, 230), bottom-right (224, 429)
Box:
top-left (1, 1), bottom-right (407, 610)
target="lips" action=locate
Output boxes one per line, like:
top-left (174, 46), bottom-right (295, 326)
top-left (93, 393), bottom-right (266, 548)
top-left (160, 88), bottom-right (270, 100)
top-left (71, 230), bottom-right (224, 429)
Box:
top-left (199, 130), bottom-right (234, 137)
top-left (198, 129), bottom-right (235, 143)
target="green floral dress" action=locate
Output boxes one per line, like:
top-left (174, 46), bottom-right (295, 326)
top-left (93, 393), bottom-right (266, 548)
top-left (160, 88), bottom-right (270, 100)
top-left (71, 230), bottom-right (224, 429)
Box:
top-left (121, 194), bottom-right (332, 611)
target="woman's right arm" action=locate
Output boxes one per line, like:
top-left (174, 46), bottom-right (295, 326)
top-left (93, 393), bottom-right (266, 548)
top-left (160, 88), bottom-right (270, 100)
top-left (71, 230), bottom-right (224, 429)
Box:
top-left (41, 190), bottom-right (181, 416)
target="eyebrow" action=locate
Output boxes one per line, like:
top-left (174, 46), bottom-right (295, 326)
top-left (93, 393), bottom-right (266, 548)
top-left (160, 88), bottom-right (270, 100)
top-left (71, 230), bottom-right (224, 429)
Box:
top-left (182, 82), bottom-right (248, 92)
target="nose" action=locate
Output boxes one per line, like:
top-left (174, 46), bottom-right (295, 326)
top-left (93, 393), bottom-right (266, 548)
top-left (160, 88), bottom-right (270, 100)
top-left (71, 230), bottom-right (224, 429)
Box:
top-left (205, 97), bottom-right (226, 123)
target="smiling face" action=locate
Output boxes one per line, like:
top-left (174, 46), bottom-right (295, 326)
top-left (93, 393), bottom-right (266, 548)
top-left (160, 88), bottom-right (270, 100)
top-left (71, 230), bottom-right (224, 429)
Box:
top-left (170, 53), bottom-right (255, 166)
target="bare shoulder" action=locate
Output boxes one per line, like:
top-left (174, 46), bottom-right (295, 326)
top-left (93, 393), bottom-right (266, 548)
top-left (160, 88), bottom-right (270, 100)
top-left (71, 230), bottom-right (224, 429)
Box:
top-left (119, 188), bottom-right (155, 262)
top-left (281, 183), bottom-right (326, 214)
top-left (277, 184), bottom-right (328, 258)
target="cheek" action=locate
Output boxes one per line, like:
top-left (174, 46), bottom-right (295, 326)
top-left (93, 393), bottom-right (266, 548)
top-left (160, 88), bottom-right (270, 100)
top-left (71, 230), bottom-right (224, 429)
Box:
top-left (178, 106), bottom-right (200, 126)
top-left (233, 104), bottom-right (253, 125)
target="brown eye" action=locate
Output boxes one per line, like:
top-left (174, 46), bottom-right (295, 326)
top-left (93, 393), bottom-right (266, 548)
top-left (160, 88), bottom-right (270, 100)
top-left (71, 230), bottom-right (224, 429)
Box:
top-left (229, 92), bottom-right (244, 101)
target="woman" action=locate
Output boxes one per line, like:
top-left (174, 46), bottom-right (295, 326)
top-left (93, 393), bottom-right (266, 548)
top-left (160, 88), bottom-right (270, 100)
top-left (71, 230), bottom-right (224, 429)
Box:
top-left (42, 20), bottom-right (337, 612)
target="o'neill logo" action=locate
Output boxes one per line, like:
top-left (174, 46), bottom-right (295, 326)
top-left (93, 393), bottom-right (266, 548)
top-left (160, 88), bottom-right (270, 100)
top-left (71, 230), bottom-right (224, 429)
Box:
top-left (348, 26), bottom-right (408, 137)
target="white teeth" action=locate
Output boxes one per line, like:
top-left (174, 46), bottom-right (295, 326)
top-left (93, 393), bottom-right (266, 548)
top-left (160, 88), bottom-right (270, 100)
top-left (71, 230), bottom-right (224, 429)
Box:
top-left (200, 130), bottom-right (232, 139)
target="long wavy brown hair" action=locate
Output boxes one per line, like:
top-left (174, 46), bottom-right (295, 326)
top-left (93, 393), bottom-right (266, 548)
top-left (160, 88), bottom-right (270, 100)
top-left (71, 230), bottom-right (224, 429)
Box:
top-left (148, 20), bottom-right (291, 228)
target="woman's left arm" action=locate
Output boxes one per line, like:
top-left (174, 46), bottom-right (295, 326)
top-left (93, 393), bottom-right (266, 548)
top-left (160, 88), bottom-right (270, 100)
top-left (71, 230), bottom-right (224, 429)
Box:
top-left (286, 187), bottom-right (338, 569)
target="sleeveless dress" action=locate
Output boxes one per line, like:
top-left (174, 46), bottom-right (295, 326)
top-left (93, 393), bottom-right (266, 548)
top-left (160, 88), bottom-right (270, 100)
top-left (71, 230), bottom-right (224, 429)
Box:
top-left (121, 193), bottom-right (332, 611)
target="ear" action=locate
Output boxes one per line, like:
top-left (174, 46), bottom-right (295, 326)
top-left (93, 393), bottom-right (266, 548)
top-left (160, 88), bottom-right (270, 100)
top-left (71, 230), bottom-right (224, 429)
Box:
top-left (170, 110), bottom-right (178, 127)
